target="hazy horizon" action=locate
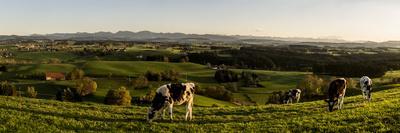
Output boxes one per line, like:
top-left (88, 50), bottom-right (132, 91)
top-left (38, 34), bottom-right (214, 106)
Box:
top-left (1, 0), bottom-right (400, 42)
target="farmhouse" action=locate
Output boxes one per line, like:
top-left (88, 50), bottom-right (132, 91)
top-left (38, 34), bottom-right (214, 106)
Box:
top-left (45, 72), bottom-right (66, 81)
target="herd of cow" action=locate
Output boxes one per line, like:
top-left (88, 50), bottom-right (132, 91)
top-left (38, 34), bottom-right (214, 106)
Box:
top-left (146, 76), bottom-right (373, 122)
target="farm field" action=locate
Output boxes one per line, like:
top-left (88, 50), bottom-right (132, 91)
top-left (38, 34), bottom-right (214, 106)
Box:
top-left (0, 85), bottom-right (399, 132)
top-left (1, 61), bottom-right (312, 105)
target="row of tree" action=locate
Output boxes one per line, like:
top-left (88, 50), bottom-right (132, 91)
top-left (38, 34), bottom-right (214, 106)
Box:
top-left (189, 46), bottom-right (400, 78)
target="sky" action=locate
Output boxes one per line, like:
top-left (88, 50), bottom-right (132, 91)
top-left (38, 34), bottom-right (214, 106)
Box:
top-left (0, 0), bottom-right (400, 42)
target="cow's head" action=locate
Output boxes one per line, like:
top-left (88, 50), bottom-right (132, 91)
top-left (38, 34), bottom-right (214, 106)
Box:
top-left (185, 82), bottom-right (196, 93)
top-left (292, 89), bottom-right (301, 98)
top-left (325, 98), bottom-right (337, 112)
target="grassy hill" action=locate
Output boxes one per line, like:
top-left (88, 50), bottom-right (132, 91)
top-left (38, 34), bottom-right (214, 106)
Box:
top-left (0, 86), bottom-right (399, 132)
top-left (2, 61), bottom-right (309, 105)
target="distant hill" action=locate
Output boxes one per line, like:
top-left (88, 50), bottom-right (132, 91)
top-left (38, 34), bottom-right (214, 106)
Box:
top-left (0, 31), bottom-right (349, 43)
top-left (2, 31), bottom-right (400, 47)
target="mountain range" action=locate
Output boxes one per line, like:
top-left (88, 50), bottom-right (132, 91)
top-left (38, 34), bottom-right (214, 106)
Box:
top-left (1, 31), bottom-right (399, 47)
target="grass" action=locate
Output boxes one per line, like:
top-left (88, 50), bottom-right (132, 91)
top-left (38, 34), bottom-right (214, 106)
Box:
top-left (0, 85), bottom-right (399, 132)
top-left (2, 61), bottom-right (312, 105)
top-left (82, 61), bottom-right (208, 77)
top-left (12, 51), bottom-right (79, 62)
top-left (6, 64), bottom-right (76, 75)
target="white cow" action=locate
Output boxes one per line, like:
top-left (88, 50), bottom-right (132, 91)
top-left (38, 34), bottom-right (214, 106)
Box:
top-left (360, 76), bottom-right (372, 101)
top-left (147, 83), bottom-right (195, 122)
top-left (283, 89), bottom-right (301, 104)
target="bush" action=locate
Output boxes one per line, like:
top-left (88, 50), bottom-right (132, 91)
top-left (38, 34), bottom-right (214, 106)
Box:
top-left (25, 86), bottom-right (37, 98)
top-left (214, 69), bottom-right (239, 83)
top-left (241, 71), bottom-right (260, 87)
top-left (75, 77), bottom-right (97, 96)
top-left (161, 69), bottom-right (180, 81)
top-left (198, 85), bottom-right (233, 101)
top-left (132, 90), bottom-right (156, 105)
top-left (223, 82), bottom-right (239, 92)
top-left (266, 91), bottom-right (285, 104)
top-left (296, 75), bottom-right (331, 100)
top-left (56, 88), bottom-right (82, 102)
top-left (68, 68), bottom-right (85, 80)
top-left (0, 81), bottom-right (17, 96)
top-left (104, 86), bottom-right (132, 106)
top-left (145, 71), bottom-right (162, 81)
top-left (130, 75), bottom-right (149, 89)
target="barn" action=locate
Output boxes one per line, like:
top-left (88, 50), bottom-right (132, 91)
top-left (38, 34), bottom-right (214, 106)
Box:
top-left (45, 72), bottom-right (66, 81)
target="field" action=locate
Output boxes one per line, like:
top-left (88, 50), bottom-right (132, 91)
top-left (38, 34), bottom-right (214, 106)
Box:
top-left (0, 85), bottom-right (399, 132)
top-left (1, 60), bottom-right (310, 105)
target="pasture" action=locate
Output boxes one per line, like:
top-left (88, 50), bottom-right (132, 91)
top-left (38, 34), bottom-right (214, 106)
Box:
top-left (0, 86), bottom-right (399, 132)
top-left (1, 60), bottom-right (310, 105)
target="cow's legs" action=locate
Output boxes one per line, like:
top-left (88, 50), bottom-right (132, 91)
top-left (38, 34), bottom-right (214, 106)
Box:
top-left (189, 102), bottom-right (193, 120)
top-left (185, 103), bottom-right (190, 121)
top-left (185, 101), bottom-right (193, 121)
top-left (161, 107), bottom-right (167, 120)
top-left (362, 90), bottom-right (366, 99)
top-left (168, 104), bottom-right (174, 121)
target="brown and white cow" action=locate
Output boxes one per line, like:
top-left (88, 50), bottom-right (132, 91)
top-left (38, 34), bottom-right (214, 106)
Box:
top-left (147, 82), bottom-right (195, 122)
top-left (283, 89), bottom-right (302, 104)
top-left (325, 78), bottom-right (347, 112)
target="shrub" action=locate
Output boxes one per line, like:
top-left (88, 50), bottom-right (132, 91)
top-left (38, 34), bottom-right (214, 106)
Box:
top-left (132, 89), bottom-right (156, 105)
top-left (48, 58), bottom-right (61, 64)
top-left (104, 86), bottom-right (132, 106)
top-left (161, 69), bottom-right (180, 81)
top-left (241, 71), bottom-right (260, 87)
top-left (75, 77), bottom-right (97, 96)
top-left (198, 85), bottom-right (233, 101)
top-left (296, 75), bottom-right (334, 101)
top-left (223, 82), bottom-right (239, 92)
top-left (345, 78), bottom-right (357, 89)
top-left (214, 69), bottom-right (239, 83)
top-left (25, 86), bottom-right (37, 98)
top-left (130, 75), bottom-right (149, 89)
top-left (68, 68), bottom-right (85, 80)
top-left (0, 81), bottom-right (17, 96)
top-left (56, 88), bottom-right (82, 102)
top-left (266, 91), bottom-right (285, 104)
top-left (145, 71), bottom-right (162, 81)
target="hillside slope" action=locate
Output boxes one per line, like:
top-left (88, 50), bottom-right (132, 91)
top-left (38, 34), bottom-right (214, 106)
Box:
top-left (0, 86), bottom-right (399, 132)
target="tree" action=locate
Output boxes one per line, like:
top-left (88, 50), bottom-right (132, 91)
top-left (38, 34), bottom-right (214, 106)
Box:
top-left (296, 75), bottom-right (327, 99)
top-left (25, 86), bottom-right (37, 98)
top-left (75, 77), bottom-right (97, 96)
top-left (145, 71), bottom-right (162, 81)
top-left (56, 88), bottom-right (82, 102)
top-left (161, 69), bottom-right (180, 81)
top-left (241, 71), bottom-right (260, 87)
top-left (214, 69), bottom-right (238, 83)
top-left (68, 68), bottom-right (85, 80)
top-left (104, 86), bottom-right (132, 106)
top-left (131, 75), bottom-right (149, 89)
top-left (163, 56), bottom-right (169, 62)
top-left (0, 81), bottom-right (17, 96)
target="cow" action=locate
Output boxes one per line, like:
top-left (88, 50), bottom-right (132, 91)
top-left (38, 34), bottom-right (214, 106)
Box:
top-left (282, 89), bottom-right (302, 104)
top-left (147, 82), bottom-right (195, 122)
top-left (360, 76), bottom-right (372, 101)
top-left (325, 78), bottom-right (347, 112)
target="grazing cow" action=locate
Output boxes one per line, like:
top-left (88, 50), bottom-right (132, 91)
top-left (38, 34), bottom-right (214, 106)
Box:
top-left (325, 78), bottom-right (347, 112)
top-left (283, 89), bottom-right (302, 104)
top-left (147, 82), bottom-right (195, 122)
top-left (360, 76), bottom-right (372, 101)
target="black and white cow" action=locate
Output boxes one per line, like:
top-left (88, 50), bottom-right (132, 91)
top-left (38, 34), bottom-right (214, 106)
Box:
top-left (283, 89), bottom-right (302, 104)
top-left (147, 82), bottom-right (195, 122)
top-left (360, 76), bottom-right (372, 101)
top-left (325, 78), bottom-right (347, 112)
